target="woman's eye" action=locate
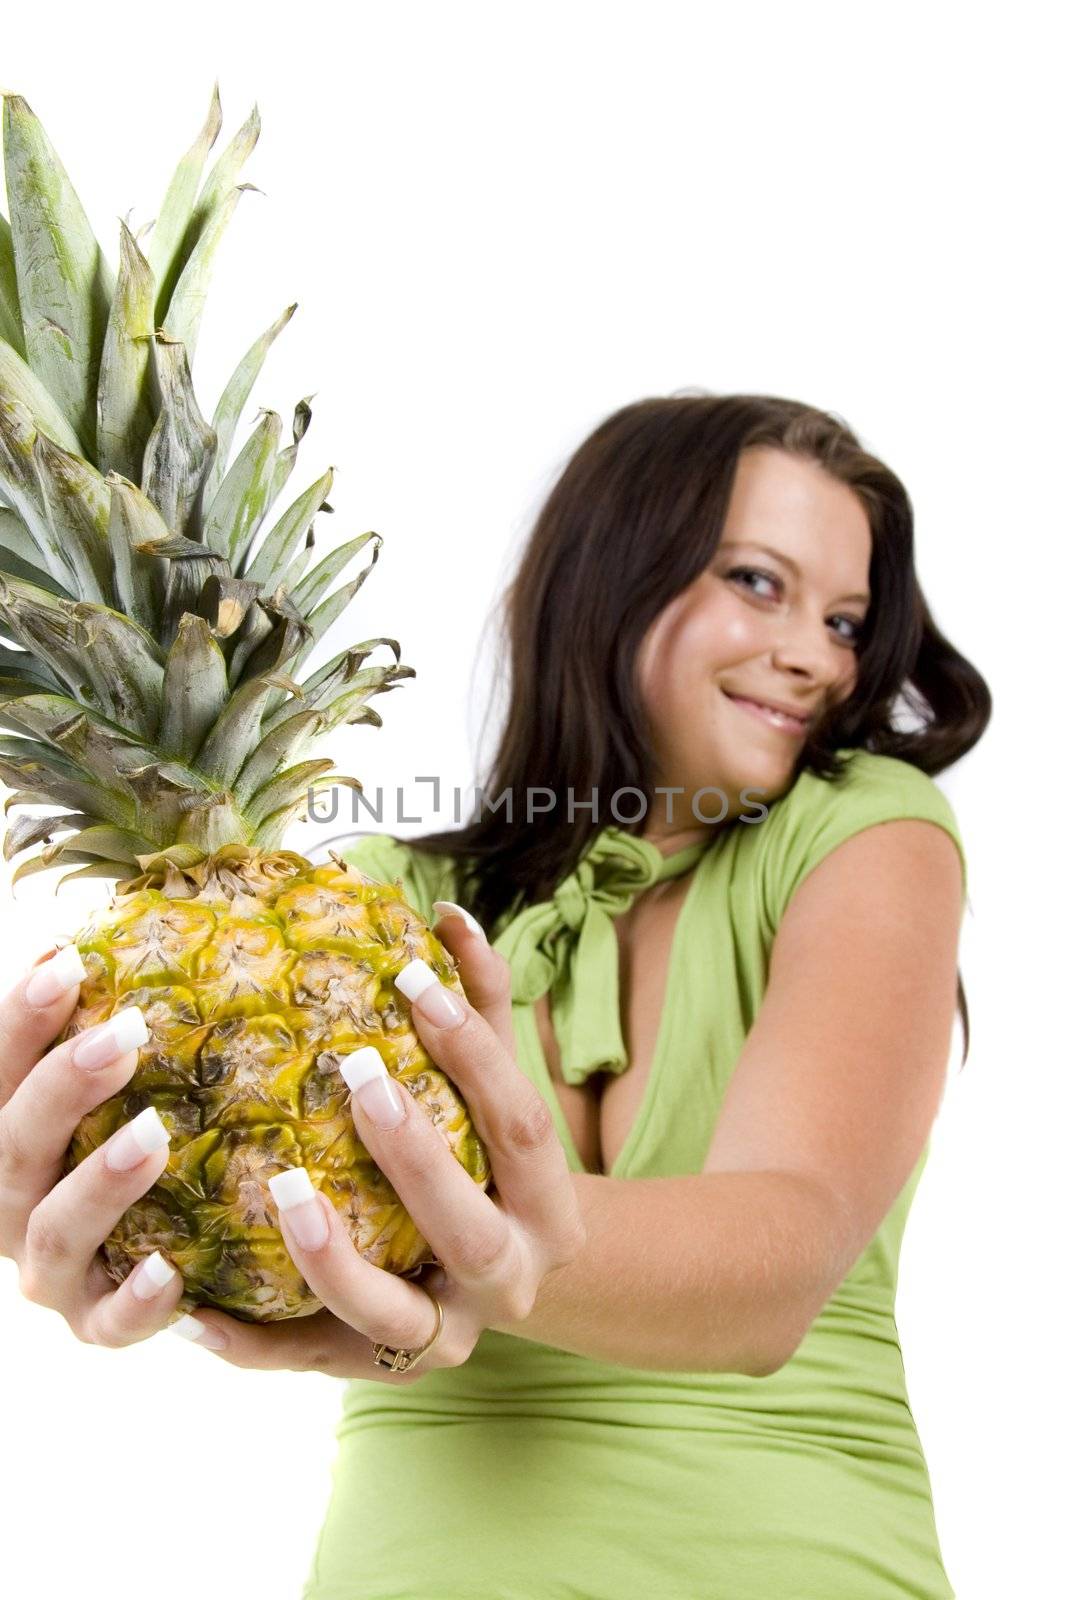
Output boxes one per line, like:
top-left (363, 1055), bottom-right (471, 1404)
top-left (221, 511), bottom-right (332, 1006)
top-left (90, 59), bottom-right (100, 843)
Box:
top-left (832, 616), bottom-right (865, 647)
top-left (727, 567), bottom-right (866, 648)
top-left (727, 565), bottom-right (779, 598)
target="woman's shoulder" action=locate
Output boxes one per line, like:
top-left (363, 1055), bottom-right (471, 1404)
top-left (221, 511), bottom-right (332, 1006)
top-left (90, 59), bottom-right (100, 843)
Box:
top-left (749, 747), bottom-right (968, 928)
top-left (773, 747), bottom-right (962, 828)
top-left (337, 833), bottom-right (461, 925)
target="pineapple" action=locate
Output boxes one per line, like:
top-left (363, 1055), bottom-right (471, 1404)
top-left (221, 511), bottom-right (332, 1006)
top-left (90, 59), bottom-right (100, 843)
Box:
top-left (0, 88), bottom-right (489, 1322)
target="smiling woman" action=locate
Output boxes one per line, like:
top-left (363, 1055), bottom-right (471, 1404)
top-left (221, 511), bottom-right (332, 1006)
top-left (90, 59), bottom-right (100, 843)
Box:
top-left (634, 444), bottom-right (875, 827)
top-left (301, 393), bottom-right (992, 1600)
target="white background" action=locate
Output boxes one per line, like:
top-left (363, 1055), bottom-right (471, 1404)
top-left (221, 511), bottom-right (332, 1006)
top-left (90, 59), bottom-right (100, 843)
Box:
top-left (0, 4), bottom-right (1061, 1597)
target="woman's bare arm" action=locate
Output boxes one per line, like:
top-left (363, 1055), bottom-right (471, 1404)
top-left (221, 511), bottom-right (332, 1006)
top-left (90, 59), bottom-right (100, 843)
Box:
top-left (490, 1166), bottom-right (850, 1374)
top-left (492, 819), bottom-right (964, 1373)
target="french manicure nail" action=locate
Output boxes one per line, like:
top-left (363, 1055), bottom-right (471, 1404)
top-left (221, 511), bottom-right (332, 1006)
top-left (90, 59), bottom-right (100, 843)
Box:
top-left (169, 1314), bottom-right (228, 1351)
top-left (337, 1045), bottom-right (406, 1130)
top-left (105, 1105), bottom-right (171, 1172)
top-left (268, 1167), bottom-right (330, 1250)
top-left (25, 945), bottom-right (88, 1009)
top-left (432, 900), bottom-right (488, 942)
top-left (72, 1007), bottom-right (149, 1072)
top-left (395, 959), bottom-right (465, 1029)
top-left (130, 1250), bottom-right (178, 1302)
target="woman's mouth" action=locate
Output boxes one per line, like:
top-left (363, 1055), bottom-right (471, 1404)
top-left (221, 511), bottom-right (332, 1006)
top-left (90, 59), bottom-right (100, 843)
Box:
top-left (722, 691), bottom-right (811, 737)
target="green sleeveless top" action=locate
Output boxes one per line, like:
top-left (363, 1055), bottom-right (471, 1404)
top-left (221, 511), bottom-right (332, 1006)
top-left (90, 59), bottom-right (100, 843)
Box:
top-left (304, 749), bottom-right (967, 1600)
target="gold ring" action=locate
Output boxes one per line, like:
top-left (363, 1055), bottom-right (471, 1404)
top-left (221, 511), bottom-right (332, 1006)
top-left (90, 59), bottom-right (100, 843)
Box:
top-left (371, 1290), bottom-right (444, 1373)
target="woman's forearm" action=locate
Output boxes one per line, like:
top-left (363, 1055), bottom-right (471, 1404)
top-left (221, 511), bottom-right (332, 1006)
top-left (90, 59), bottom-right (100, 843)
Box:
top-left (490, 1168), bottom-right (850, 1375)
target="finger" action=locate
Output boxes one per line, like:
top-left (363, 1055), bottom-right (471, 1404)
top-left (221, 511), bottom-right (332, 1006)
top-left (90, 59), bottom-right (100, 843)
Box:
top-left (166, 1306), bottom-right (396, 1377)
top-left (0, 944), bottom-right (89, 1109)
top-left (18, 1104), bottom-right (173, 1320)
top-left (339, 1048), bottom-right (529, 1311)
top-left (431, 901), bottom-right (515, 1054)
top-left (393, 960), bottom-right (582, 1261)
top-left (172, 1111), bottom-right (495, 1367)
top-left (262, 1166), bottom-right (448, 1350)
top-left (0, 1007), bottom-right (150, 1225)
top-left (76, 1247), bottom-right (187, 1349)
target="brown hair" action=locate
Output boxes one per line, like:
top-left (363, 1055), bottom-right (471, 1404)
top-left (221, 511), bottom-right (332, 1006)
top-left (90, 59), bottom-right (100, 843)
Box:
top-left (412, 393), bottom-right (991, 1061)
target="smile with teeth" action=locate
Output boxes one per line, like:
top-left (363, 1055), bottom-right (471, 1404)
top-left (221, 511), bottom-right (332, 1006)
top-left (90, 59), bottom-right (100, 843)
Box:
top-left (723, 691), bottom-right (810, 735)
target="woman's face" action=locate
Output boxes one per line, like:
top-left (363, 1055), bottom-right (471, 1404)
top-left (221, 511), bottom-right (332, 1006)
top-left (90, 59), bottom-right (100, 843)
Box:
top-left (635, 445), bottom-right (872, 833)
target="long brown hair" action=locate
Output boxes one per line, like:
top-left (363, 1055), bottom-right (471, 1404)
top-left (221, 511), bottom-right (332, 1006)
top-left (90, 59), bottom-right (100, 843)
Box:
top-left (412, 393), bottom-right (991, 1061)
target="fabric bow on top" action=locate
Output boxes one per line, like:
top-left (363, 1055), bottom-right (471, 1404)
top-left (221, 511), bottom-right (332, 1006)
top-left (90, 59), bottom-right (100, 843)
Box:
top-left (492, 824), bottom-right (711, 1086)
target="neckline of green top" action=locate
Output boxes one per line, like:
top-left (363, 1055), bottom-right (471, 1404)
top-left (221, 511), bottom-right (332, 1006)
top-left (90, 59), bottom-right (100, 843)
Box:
top-left (491, 824), bottom-right (714, 1087)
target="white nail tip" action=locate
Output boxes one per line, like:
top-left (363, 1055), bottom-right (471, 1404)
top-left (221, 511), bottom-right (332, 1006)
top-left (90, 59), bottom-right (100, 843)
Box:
top-left (337, 1045), bottom-right (387, 1093)
top-left (432, 901), bottom-right (486, 941)
top-left (111, 1006), bottom-right (150, 1053)
top-left (395, 958), bottom-right (436, 1002)
top-left (49, 945), bottom-right (89, 984)
top-left (170, 1314), bottom-right (209, 1343)
top-left (127, 1105), bottom-right (170, 1154)
top-left (137, 1251), bottom-right (177, 1291)
top-left (268, 1167), bottom-right (316, 1211)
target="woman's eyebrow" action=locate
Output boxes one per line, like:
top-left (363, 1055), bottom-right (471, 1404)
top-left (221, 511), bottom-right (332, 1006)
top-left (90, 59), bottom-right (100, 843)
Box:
top-left (718, 540), bottom-right (870, 606)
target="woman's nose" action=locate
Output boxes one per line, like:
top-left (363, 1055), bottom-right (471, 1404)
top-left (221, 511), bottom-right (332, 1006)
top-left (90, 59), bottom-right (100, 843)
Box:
top-left (767, 606), bottom-right (842, 685)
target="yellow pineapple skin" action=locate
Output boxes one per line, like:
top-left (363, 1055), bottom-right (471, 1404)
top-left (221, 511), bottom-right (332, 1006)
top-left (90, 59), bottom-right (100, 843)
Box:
top-left (60, 856), bottom-right (490, 1323)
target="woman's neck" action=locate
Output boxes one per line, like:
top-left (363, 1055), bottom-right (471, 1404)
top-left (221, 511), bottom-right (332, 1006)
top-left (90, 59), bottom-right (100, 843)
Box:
top-left (639, 822), bottom-right (714, 857)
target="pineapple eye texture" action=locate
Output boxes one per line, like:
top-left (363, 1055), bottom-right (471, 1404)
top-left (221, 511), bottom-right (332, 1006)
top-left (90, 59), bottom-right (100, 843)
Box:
top-left (61, 860), bottom-right (490, 1324)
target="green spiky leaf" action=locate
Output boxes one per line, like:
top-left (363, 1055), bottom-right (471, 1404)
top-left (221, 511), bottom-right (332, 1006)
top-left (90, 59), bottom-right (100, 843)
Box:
top-left (0, 588), bottom-right (164, 738)
top-left (234, 706), bottom-right (324, 805)
top-left (31, 431), bottom-right (112, 603)
top-left (196, 669), bottom-right (302, 788)
top-left (0, 211), bottom-right (26, 357)
top-left (204, 302), bottom-right (296, 509)
top-left (3, 809), bottom-right (93, 860)
top-left (0, 335), bottom-right (84, 455)
top-left (202, 407), bottom-right (280, 565)
top-left (141, 333), bottom-right (216, 537)
top-left (0, 391), bottom-right (79, 587)
top-left (97, 222), bottom-right (157, 482)
top-left (164, 184), bottom-right (256, 367)
top-left (0, 733), bottom-right (134, 825)
top-left (289, 529), bottom-right (378, 616)
top-left (104, 474), bottom-right (169, 633)
top-left (0, 642), bottom-right (64, 696)
top-left (1, 93), bottom-right (112, 456)
top-left (0, 93), bottom-right (411, 876)
top-left (159, 613), bottom-right (229, 762)
top-left (0, 509), bottom-right (73, 599)
top-left (147, 83), bottom-right (224, 324)
top-left (230, 590), bottom-right (309, 684)
top-left (288, 542), bottom-right (383, 677)
top-left (244, 466), bottom-right (333, 592)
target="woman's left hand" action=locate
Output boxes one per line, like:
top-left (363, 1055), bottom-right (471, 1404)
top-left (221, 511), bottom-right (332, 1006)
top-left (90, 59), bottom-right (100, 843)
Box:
top-left (169, 904), bottom-right (587, 1380)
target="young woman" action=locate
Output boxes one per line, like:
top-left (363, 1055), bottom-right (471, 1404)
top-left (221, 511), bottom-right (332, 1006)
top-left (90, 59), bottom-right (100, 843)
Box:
top-left (0, 394), bottom-right (990, 1598)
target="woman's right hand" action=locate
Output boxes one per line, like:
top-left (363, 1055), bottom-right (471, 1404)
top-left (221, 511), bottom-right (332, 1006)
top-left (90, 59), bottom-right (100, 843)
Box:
top-left (0, 944), bottom-right (186, 1344)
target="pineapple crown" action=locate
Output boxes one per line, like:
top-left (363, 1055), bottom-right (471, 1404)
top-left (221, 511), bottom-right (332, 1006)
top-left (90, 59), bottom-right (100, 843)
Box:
top-left (0, 85), bottom-right (413, 891)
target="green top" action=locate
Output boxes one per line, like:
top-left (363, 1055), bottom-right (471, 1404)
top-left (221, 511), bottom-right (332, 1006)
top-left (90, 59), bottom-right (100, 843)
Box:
top-left (304, 749), bottom-right (967, 1600)
top-left (494, 825), bottom-right (712, 1087)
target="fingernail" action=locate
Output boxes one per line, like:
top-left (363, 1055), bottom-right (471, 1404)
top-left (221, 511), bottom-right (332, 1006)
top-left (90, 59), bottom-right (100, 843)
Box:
top-left (337, 1045), bottom-right (407, 1131)
top-left (432, 900), bottom-right (488, 942)
top-left (130, 1250), bottom-right (178, 1302)
top-left (169, 1314), bottom-right (228, 1351)
top-left (25, 945), bottom-right (88, 1008)
top-left (268, 1167), bottom-right (331, 1249)
top-left (105, 1105), bottom-right (171, 1172)
top-left (72, 1007), bottom-right (149, 1072)
top-left (395, 959), bottom-right (465, 1029)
